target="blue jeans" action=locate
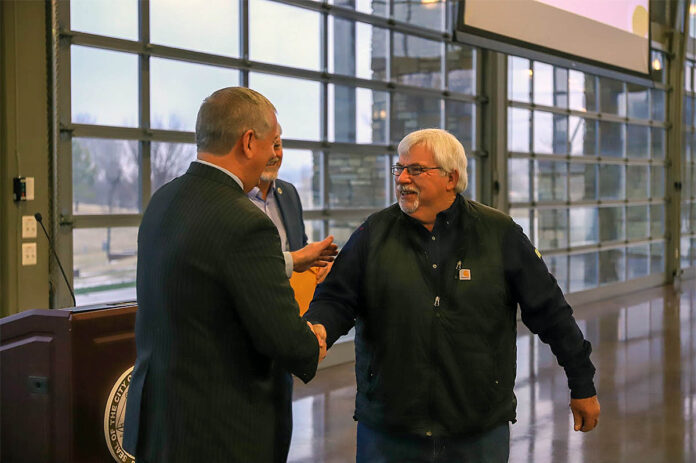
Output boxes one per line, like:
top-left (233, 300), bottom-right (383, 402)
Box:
top-left (356, 421), bottom-right (510, 463)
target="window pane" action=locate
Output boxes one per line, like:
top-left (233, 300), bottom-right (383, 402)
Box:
top-left (599, 206), bottom-right (625, 242)
top-left (651, 89), bottom-right (665, 121)
top-left (329, 19), bottom-right (387, 81)
top-left (250, 73), bottom-right (320, 141)
top-left (651, 166), bottom-right (665, 199)
top-left (554, 67), bottom-right (569, 108)
top-left (463, 158), bottom-right (476, 201)
top-left (650, 205), bottom-right (664, 238)
top-left (535, 209), bottom-right (568, 250)
top-left (627, 244), bottom-right (649, 279)
top-left (328, 85), bottom-right (387, 144)
top-left (510, 208), bottom-right (531, 238)
top-left (304, 219), bottom-right (325, 243)
top-left (533, 61), bottom-right (554, 107)
top-left (546, 255), bottom-right (568, 293)
top-left (570, 207), bottom-right (598, 246)
top-left (508, 56), bottom-right (531, 103)
top-left (534, 161), bottom-right (567, 202)
top-left (599, 121), bottom-right (624, 157)
top-left (626, 165), bottom-right (649, 199)
top-left (446, 101), bottom-right (475, 154)
top-left (328, 154), bottom-right (388, 208)
top-left (570, 252), bottom-right (598, 292)
top-left (151, 0), bottom-right (239, 56)
top-left (534, 112), bottom-right (567, 154)
top-left (684, 96), bottom-right (694, 128)
top-left (681, 236), bottom-right (691, 268)
top-left (72, 139), bottom-right (140, 215)
top-left (250, 0), bottom-right (320, 70)
top-left (569, 163), bottom-right (597, 201)
top-left (685, 132), bottom-right (692, 163)
top-left (151, 143), bottom-right (197, 194)
top-left (71, 46), bottom-right (138, 127)
top-left (391, 93), bottom-right (441, 143)
top-left (626, 205), bottom-right (649, 240)
top-left (447, 45), bottom-right (476, 94)
top-left (508, 159), bottom-right (530, 203)
top-left (569, 117), bottom-right (597, 155)
top-left (331, 0), bottom-right (386, 16)
top-left (626, 84), bottom-right (649, 119)
top-left (682, 204), bottom-right (691, 234)
top-left (329, 219), bottom-right (364, 248)
top-left (393, 0), bottom-right (444, 30)
top-left (508, 108), bottom-right (531, 152)
top-left (71, 0), bottom-right (138, 40)
top-left (599, 164), bottom-right (625, 200)
top-left (569, 70), bottom-right (597, 112)
top-left (652, 128), bottom-right (665, 159)
top-left (599, 77), bottom-right (625, 116)
top-left (599, 249), bottom-right (625, 285)
top-left (626, 124), bottom-right (649, 158)
top-left (393, 33), bottom-right (442, 89)
top-left (280, 149), bottom-right (320, 209)
top-left (150, 58), bottom-right (239, 131)
top-left (650, 241), bottom-right (664, 274)
top-left (73, 227), bottom-right (138, 305)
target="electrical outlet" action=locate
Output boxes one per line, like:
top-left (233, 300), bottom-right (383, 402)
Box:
top-left (22, 242), bottom-right (37, 266)
top-left (22, 215), bottom-right (37, 238)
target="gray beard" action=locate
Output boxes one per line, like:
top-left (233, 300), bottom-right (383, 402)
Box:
top-left (398, 193), bottom-right (420, 214)
top-left (260, 171), bottom-right (278, 183)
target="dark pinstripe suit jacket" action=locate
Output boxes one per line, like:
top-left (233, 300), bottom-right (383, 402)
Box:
top-left (123, 162), bottom-right (319, 463)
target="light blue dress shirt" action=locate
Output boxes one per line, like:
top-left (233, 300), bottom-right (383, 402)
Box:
top-left (248, 183), bottom-right (294, 278)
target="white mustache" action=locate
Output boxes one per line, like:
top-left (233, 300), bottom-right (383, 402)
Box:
top-left (397, 185), bottom-right (419, 195)
top-left (266, 157), bottom-right (280, 167)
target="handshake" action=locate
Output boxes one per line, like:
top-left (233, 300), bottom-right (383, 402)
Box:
top-left (307, 322), bottom-right (328, 363)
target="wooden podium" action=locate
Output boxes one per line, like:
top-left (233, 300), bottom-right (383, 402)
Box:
top-left (0, 304), bottom-right (137, 463)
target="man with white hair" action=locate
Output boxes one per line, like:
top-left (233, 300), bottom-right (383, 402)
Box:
top-left (305, 128), bottom-right (600, 462)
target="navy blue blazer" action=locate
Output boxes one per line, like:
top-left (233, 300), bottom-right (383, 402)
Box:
top-left (275, 179), bottom-right (308, 252)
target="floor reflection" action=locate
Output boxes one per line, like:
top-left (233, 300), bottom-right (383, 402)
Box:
top-left (289, 283), bottom-right (696, 463)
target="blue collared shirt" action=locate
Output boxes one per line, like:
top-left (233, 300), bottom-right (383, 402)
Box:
top-left (248, 182), bottom-right (294, 278)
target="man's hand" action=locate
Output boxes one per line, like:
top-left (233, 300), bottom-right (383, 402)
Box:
top-left (307, 322), bottom-right (327, 362)
top-left (315, 261), bottom-right (334, 284)
top-left (291, 236), bottom-right (338, 273)
top-left (570, 395), bottom-right (600, 432)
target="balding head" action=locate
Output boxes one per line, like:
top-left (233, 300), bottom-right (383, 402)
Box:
top-left (195, 87), bottom-right (277, 155)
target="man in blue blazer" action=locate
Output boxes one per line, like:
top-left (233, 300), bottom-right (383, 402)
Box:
top-left (247, 124), bottom-right (333, 279)
top-left (123, 87), bottom-right (331, 463)
top-left (247, 125), bottom-right (336, 460)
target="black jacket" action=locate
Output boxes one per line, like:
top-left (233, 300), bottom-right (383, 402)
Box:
top-left (123, 162), bottom-right (319, 462)
top-left (305, 196), bottom-right (595, 437)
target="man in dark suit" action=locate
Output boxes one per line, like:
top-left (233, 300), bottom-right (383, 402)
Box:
top-left (123, 87), bottom-right (333, 463)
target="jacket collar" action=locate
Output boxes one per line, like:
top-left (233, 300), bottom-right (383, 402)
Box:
top-left (186, 161), bottom-right (244, 193)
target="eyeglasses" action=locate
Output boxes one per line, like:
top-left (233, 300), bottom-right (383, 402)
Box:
top-left (391, 164), bottom-right (445, 176)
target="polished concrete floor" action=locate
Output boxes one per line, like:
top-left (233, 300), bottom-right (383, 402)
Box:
top-left (288, 282), bottom-right (696, 462)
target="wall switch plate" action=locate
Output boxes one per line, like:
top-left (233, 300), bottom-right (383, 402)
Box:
top-left (22, 242), bottom-right (37, 266)
top-left (25, 177), bottom-right (35, 200)
top-left (22, 215), bottom-right (37, 238)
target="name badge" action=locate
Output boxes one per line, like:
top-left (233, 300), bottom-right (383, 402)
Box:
top-left (459, 269), bottom-right (471, 280)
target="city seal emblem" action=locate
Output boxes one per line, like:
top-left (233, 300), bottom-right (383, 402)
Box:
top-left (103, 366), bottom-right (135, 463)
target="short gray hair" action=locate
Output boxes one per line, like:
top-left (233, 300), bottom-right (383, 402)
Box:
top-left (397, 129), bottom-right (468, 193)
top-left (196, 87), bottom-right (277, 155)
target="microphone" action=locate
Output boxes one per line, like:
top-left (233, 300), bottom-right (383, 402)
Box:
top-left (34, 213), bottom-right (77, 307)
